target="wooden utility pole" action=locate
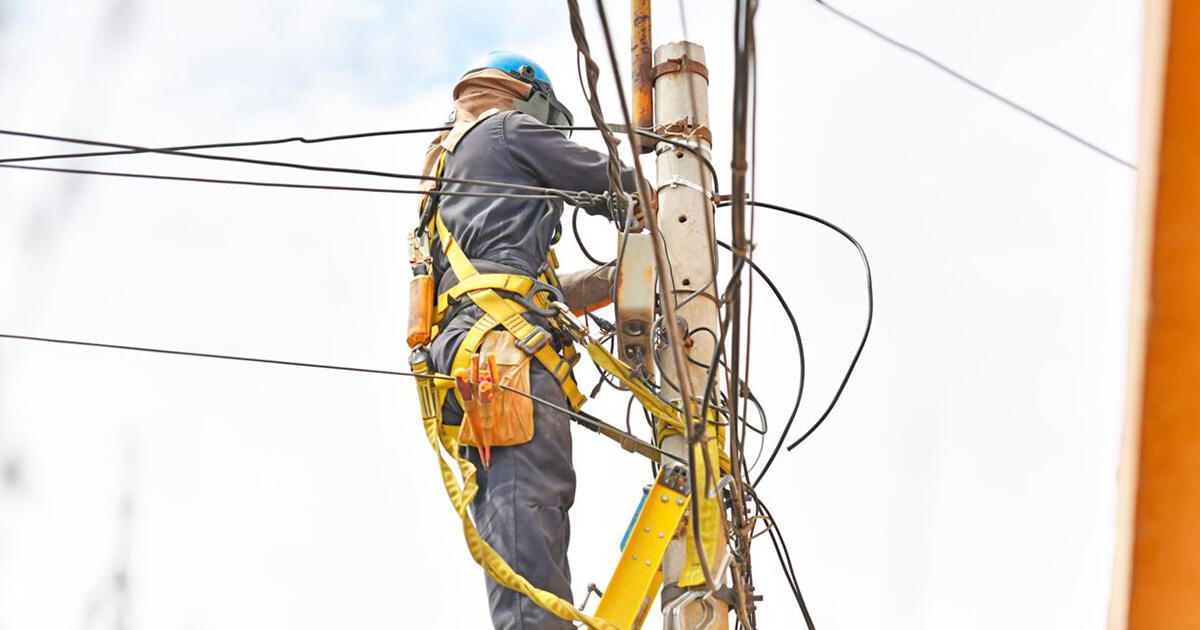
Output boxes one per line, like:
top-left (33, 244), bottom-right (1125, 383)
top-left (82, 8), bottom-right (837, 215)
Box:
top-left (1109, 0), bottom-right (1200, 628)
top-left (653, 40), bottom-right (730, 630)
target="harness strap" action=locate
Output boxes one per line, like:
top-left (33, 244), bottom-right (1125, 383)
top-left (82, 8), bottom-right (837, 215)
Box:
top-left (435, 274), bottom-right (537, 324)
top-left (432, 210), bottom-right (586, 411)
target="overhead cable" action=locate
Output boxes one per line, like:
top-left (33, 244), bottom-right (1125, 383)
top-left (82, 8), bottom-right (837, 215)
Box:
top-left (0, 332), bottom-right (682, 464)
top-left (0, 127), bottom-right (452, 165)
top-left (0, 129), bottom-right (603, 205)
top-left (0, 162), bottom-right (566, 200)
top-left (718, 200), bottom-right (873, 452)
top-left (715, 240), bottom-right (805, 488)
top-left (0, 125), bottom-right (721, 194)
top-left (564, 0), bottom-right (630, 221)
top-left (813, 0), bottom-right (1135, 170)
top-left (725, 5), bottom-right (759, 617)
top-left (744, 486), bottom-right (817, 630)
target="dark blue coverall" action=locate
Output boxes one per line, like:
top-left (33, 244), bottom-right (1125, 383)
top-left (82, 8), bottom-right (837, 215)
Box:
top-left (429, 110), bottom-right (637, 630)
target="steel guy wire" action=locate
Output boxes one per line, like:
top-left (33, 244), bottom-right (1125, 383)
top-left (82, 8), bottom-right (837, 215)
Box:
top-left (565, 0), bottom-right (629, 217)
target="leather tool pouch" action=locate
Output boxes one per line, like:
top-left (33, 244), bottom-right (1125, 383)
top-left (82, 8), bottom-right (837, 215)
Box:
top-left (458, 330), bottom-right (535, 448)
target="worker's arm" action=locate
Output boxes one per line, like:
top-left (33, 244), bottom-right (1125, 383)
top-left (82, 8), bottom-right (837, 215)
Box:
top-left (503, 111), bottom-right (643, 197)
top-left (505, 112), bottom-right (641, 313)
top-left (558, 265), bottom-right (614, 315)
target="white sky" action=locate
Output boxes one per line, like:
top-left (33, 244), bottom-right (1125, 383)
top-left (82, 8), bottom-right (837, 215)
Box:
top-left (0, 1), bottom-right (1143, 629)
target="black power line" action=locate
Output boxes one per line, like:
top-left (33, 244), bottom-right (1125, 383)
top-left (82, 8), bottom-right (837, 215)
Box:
top-left (0, 128), bottom-right (604, 205)
top-left (718, 200), bottom-right (873, 452)
top-left (0, 127), bottom-right (452, 165)
top-left (0, 125), bottom-right (720, 194)
top-left (0, 332), bottom-right (683, 464)
top-left (813, 0), bottom-right (1135, 170)
top-left (0, 162), bottom-right (566, 200)
top-left (715, 240), bottom-right (805, 488)
top-left (0, 332), bottom-right (414, 377)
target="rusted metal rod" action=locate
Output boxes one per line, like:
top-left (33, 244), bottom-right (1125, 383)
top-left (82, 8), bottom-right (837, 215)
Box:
top-left (632, 0), bottom-right (654, 151)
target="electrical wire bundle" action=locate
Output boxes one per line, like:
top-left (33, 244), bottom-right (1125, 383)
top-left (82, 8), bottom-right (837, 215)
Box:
top-left (562, 1), bottom-right (877, 628)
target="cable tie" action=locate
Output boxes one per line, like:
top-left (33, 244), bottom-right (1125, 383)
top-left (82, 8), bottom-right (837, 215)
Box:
top-left (656, 175), bottom-right (708, 197)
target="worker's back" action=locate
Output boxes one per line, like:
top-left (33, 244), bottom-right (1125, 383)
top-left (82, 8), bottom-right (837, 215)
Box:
top-left (433, 111), bottom-right (560, 288)
top-left (433, 109), bottom-right (631, 284)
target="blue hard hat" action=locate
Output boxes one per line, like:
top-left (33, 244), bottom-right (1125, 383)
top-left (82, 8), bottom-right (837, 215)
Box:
top-left (470, 50), bottom-right (554, 90)
top-left (464, 50), bottom-right (574, 134)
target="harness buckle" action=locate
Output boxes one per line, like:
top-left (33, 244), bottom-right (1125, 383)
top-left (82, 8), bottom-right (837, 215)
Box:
top-left (516, 327), bottom-right (551, 355)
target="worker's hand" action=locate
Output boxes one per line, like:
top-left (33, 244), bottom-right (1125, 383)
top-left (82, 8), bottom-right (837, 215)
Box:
top-left (628, 202), bottom-right (646, 233)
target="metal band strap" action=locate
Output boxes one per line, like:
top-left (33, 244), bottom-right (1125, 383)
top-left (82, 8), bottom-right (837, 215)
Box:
top-left (651, 57), bottom-right (710, 83)
top-left (656, 174), bottom-right (710, 198)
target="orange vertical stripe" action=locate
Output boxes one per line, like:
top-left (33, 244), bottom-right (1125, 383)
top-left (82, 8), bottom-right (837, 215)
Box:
top-left (1125, 0), bottom-right (1200, 627)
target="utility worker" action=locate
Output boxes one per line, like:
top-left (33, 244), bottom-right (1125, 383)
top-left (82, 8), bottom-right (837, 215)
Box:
top-left (415, 51), bottom-right (643, 630)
